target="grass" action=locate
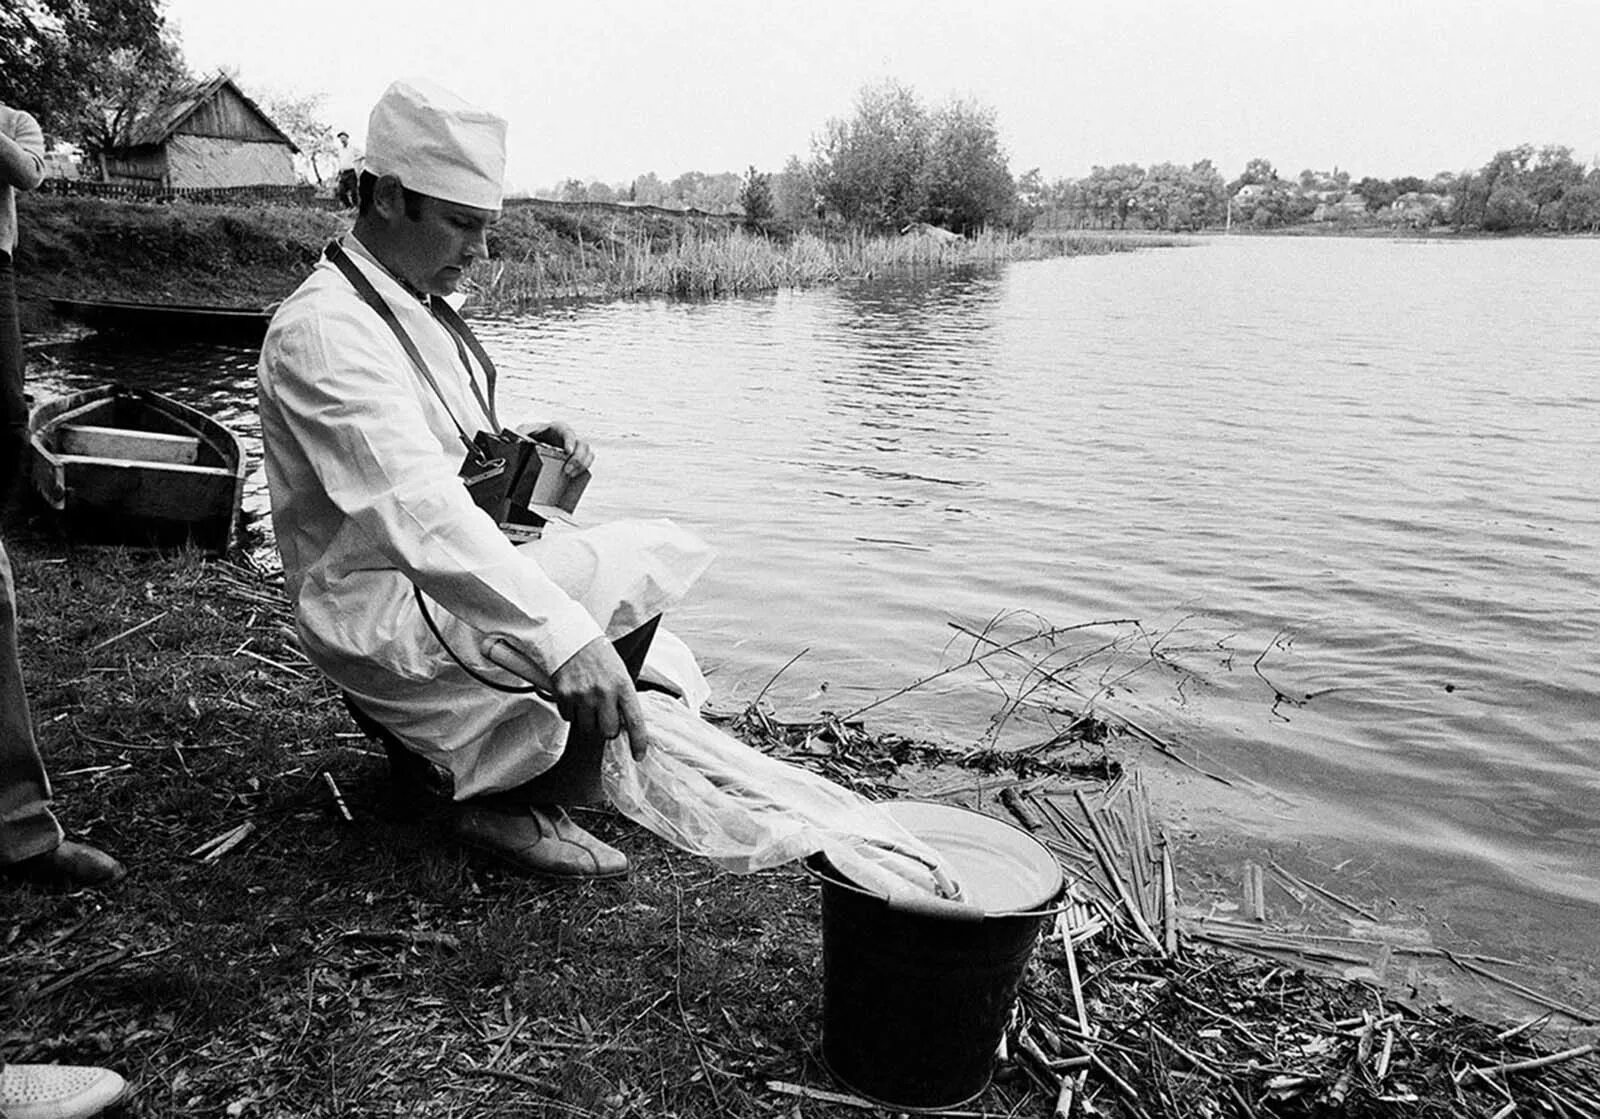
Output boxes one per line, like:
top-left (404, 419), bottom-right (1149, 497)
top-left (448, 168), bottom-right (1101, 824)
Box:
top-left (472, 220), bottom-right (1160, 307)
top-left (5, 524), bottom-right (1595, 1117)
top-left (17, 193), bottom-right (1171, 326)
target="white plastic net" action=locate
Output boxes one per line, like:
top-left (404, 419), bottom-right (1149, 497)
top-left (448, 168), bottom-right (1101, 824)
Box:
top-left (603, 691), bottom-right (961, 903)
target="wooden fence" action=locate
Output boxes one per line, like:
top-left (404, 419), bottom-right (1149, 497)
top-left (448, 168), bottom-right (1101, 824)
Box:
top-left (36, 178), bottom-right (746, 221)
top-left (37, 178), bottom-right (335, 208)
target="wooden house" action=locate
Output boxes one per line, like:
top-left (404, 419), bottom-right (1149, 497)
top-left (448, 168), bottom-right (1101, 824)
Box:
top-left (100, 74), bottom-right (298, 190)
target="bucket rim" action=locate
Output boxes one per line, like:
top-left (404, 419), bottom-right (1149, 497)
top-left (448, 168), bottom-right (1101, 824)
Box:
top-left (804, 799), bottom-right (1069, 918)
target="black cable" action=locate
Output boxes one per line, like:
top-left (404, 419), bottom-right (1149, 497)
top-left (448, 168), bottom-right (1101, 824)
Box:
top-left (412, 584), bottom-right (541, 695)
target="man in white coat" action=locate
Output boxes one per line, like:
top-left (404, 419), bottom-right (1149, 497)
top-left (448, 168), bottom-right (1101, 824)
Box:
top-left (258, 79), bottom-right (710, 879)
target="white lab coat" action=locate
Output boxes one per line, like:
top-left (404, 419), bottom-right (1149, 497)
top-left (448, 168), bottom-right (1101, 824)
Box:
top-left (257, 235), bottom-right (711, 798)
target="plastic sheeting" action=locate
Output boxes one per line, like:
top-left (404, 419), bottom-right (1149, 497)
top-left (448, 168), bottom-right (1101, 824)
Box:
top-left (604, 691), bottom-right (961, 903)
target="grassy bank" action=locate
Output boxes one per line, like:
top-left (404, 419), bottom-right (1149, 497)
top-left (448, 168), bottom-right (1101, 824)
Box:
top-left (14, 195), bottom-right (1160, 328)
top-left (3, 524), bottom-right (1597, 1117)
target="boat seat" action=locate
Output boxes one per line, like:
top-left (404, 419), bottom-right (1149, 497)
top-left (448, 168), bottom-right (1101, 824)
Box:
top-left (59, 423), bottom-right (200, 465)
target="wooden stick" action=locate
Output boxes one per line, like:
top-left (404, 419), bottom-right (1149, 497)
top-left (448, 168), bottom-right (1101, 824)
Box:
top-left (189, 821), bottom-right (249, 857)
top-left (201, 821), bottom-right (255, 863)
top-left (1075, 789), bottom-right (1164, 953)
top-left (88, 610), bottom-right (170, 652)
top-left (322, 771), bottom-right (353, 822)
top-left (1374, 1027), bottom-right (1395, 1081)
top-left (1466, 1043), bottom-right (1596, 1081)
top-left (29, 945), bottom-right (133, 1002)
top-left (1445, 953), bottom-right (1599, 1025)
top-left (239, 648), bottom-right (309, 679)
top-left (1001, 786), bottom-right (1048, 832)
top-left (1149, 1025), bottom-right (1224, 1080)
top-left (1053, 1075), bottom-right (1073, 1119)
top-left (1267, 860), bottom-right (1378, 921)
top-left (1062, 924), bottom-right (1091, 1036)
top-left (764, 1081), bottom-right (878, 1110)
top-left (1495, 1014), bottom-right (1548, 1042)
top-left (1158, 830), bottom-right (1178, 956)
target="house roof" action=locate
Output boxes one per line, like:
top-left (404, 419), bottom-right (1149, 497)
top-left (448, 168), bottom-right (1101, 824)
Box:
top-left (115, 73), bottom-right (298, 152)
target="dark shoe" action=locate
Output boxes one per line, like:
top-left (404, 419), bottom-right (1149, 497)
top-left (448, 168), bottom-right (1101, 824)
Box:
top-left (454, 804), bottom-right (627, 879)
top-left (2, 841), bottom-right (126, 890)
top-left (0, 1063), bottom-right (128, 1118)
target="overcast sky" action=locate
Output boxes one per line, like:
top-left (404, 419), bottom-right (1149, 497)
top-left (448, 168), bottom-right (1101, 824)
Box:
top-left (162, 0), bottom-right (1600, 194)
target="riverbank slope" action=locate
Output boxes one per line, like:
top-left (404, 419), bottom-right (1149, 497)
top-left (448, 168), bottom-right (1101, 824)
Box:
top-left (13, 194), bottom-right (1153, 330)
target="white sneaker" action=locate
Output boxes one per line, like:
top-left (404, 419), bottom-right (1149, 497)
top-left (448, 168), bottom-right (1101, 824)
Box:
top-left (0, 1064), bottom-right (128, 1119)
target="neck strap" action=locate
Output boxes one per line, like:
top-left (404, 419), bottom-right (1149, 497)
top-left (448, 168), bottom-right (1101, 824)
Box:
top-left (323, 241), bottom-right (499, 451)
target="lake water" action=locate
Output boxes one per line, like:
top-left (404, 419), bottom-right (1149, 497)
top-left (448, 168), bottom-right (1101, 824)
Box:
top-left (29, 234), bottom-right (1600, 1010)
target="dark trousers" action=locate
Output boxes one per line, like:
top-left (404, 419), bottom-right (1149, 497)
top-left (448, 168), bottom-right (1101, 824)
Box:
top-left (0, 534), bottom-right (62, 864)
top-left (336, 170), bottom-right (358, 209)
top-left (0, 250), bottom-right (26, 511)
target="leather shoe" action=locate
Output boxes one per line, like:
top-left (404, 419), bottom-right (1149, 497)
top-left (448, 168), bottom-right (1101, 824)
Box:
top-left (1, 841), bottom-right (126, 890)
top-left (0, 1063), bottom-right (128, 1118)
top-left (454, 804), bottom-right (627, 879)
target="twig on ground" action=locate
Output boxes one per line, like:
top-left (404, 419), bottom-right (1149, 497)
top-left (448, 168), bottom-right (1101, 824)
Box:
top-left (88, 610), bottom-right (171, 653)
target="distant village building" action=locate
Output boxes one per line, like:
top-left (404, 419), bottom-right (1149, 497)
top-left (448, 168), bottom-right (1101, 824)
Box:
top-left (99, 73), bottom-right (298, 190)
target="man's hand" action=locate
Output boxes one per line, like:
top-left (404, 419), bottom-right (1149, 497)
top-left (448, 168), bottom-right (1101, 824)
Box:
top-left (526, 421), bottom-right (593, 477)
top-left (550, 636), bottom-right (651, 760)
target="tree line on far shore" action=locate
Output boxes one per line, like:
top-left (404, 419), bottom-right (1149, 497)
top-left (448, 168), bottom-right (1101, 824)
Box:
top-left (6, 5), bottom-right (1597, 239)
top-left (1030, 145), bottom-right (1600, 235)
top-left (551, 79), bottom-right (1600, 238)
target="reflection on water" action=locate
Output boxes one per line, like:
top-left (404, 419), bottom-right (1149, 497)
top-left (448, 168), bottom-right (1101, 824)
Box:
top-left (26, 236), bottom-right (1600, 1002)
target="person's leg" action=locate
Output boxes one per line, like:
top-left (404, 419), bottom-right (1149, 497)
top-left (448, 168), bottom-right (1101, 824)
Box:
top-left (0, 535), bottom-right (124, 887)
top-left (345, 691), bottom-right (626, 878)
top-left (0, 250), bottom-right (28, 514)
top-left (0, 535), bottom-right (62, 865)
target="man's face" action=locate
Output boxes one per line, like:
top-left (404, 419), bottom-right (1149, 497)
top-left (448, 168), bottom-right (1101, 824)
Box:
top-left (388, 194), bottom-right (497, 296)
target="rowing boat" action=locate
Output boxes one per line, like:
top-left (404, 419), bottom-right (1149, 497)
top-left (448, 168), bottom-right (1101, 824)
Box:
top-left (28, 385), bottom-right (247, 554)
top-left (49, 297), bottom-right (275, 345)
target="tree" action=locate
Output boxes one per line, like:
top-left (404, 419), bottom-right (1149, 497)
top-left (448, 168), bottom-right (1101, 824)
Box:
top-left (630, 172), bottom-right (666, 206)
top-left (1132, 162), bottom-right (1188, 230)
top-left (1525, 145), bottom-right (1585, 228)
top-left (738, 165), bottom-right (774, 226)
top-left (0, 0), bottom-right (170, 137)
top-left (771, 155), bottom-right (816, 223)
top-left (811, 79), bottom-right (931, 230)
top-left (558, 178), bottom-right (586, 202)
top-left (260, 88), bottom-right (337, 185)
top-left (1082, 163), bottom-right (1144, 228)
top-left (922, 97), bottom-right (1014, 233)
top-left (1482, 185), bottom-right (1536, 231)
top-left (1185, 160), bottom-right (1228, 228)
top-left (1232, 156), bottom-right (1278, 191)
top-left (1356, 176), bottom-right (1398, 213)
top-left (75, 35), bottom-right (191, 180)
top-left (1555, 173), bottom-right (1600, 232)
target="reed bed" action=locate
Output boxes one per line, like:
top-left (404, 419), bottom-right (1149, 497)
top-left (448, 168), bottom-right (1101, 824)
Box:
top-left (469, 224), bottom-right (1152, 310)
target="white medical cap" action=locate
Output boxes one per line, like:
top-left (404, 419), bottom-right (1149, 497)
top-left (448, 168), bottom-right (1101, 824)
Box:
top-left (364, 78), bottom-right (507, 210)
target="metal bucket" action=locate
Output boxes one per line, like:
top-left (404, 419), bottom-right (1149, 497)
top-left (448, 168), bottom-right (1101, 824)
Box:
top-left (808, 801), bottom-right (1064, 1111)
